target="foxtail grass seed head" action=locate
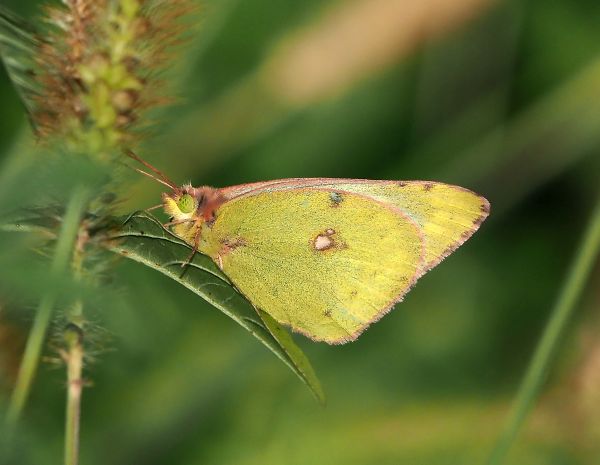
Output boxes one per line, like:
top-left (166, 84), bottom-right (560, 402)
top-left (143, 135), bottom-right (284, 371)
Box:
top-left (32, 0), bottom-right (194, 160)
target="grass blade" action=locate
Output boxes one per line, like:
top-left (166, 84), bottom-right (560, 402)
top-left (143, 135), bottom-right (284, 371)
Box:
top-left (486, 193), bottom-right (600, 465)
top-left (0, 5), bottom-right (43, 130)
top-left (5, 186), bottom-right (89, 426)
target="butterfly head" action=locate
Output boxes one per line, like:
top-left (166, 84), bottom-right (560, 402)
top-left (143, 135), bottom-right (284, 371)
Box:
top-left (162, 184), bottom-right (197, 221)
top-left (162, 184), bottom-right (226, 224)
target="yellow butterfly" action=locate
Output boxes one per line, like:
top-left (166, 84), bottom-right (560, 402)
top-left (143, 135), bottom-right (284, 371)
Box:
top-left (128, 152), bottom-right (490, 344)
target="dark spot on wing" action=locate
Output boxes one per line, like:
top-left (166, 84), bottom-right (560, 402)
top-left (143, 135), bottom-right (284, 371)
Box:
top-left (480, 201), bottom-right (490, 214)
top-left (397, 181), bottom-right (407, 187)
top-left (423, 182), bottom-right (434, 192)
top-left (329, 192), bottom-right (344, 207)
top-left (220, 236), bottom-right (247, 255)
top-left (323, 309), bottom-right (332, 317)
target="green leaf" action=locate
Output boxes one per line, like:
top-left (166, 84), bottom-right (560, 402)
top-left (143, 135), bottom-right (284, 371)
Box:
top-left (0, 5), bottom-right (43, 130)
top-left (256, 309), bottom-right (325, 404)
top-left (107, 211), bottom-right (325, 403)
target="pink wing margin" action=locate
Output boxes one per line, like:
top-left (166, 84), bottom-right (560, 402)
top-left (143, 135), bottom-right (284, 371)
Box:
top-left (220, 178), bottom-right (378, 200)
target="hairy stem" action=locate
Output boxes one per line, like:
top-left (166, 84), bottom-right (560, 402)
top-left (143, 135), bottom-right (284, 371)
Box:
top-left (486, 192), bottom-right (600, 465)
top-left (5, 186), bottom-right (89, 426)
top-left (63, 222), bottom-right (87, 465)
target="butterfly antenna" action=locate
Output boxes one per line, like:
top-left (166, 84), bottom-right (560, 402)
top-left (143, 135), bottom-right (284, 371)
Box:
top-left (130, 165), bottom-right (177, 190)
top-left (145, 203), bottom-right (163, 212)
top-left (124, 150), bottom-right (178, 190)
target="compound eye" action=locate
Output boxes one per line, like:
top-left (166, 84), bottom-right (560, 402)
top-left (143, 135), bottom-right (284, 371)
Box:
top-left (177, 193), bottom-right (195, 213)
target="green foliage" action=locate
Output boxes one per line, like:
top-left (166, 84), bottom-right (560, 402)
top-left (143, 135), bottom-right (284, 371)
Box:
top-left (487, 194), bottom-right (600, 465)
top-left (0, 5), bottom-right (42, 130)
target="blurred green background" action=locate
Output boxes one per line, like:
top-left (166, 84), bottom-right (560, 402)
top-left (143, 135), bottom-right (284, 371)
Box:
top-left (1, 0), bottom-right (600, 464)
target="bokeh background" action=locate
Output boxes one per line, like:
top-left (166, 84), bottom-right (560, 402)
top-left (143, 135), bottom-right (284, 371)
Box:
top-left (1, 0), bottom-right (600, 464)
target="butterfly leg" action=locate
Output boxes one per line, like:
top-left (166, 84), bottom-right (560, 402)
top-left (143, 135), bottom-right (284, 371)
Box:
top-left (162, 218), bottom-right (195, 229)
top-left (179, 227), bottom-right (202, 277)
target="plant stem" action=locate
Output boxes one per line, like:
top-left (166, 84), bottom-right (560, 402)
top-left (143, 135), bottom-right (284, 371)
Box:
top-left (64, 322), bottom-right (84, 465)
top-left (63, 222), bottom-right (87, 465)
top-left (486, 193), bottom-right (600, 465)
top-left (5, 186), bottom-right (89, 426)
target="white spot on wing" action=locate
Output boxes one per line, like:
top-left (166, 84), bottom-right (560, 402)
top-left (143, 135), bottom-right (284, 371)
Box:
top-left (315, 235), bottom-right (333, 251)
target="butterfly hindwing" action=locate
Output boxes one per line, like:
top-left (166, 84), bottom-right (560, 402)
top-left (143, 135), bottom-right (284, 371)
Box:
top-left (199, 188), bottom-right (424, 343)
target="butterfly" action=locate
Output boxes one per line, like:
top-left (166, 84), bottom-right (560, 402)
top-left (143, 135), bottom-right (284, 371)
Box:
top-left (127, 151), bottom-right (490, 344)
